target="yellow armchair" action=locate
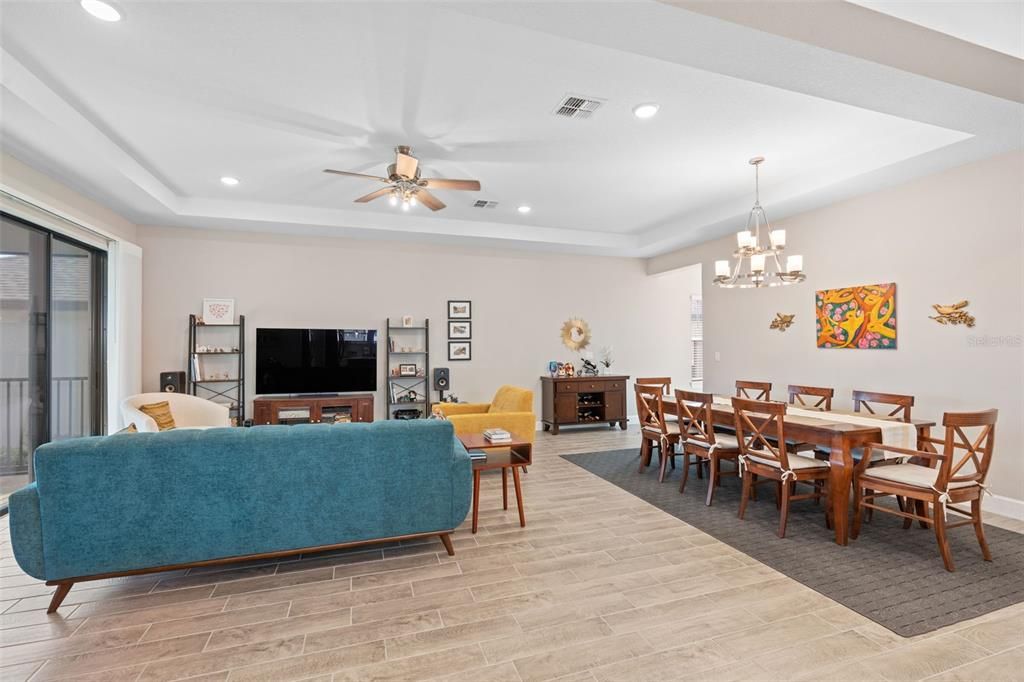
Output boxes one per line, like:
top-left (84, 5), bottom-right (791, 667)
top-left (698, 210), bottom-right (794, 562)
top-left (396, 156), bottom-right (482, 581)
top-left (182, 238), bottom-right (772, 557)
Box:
top-left (433, 385), bottom-right (536, 443)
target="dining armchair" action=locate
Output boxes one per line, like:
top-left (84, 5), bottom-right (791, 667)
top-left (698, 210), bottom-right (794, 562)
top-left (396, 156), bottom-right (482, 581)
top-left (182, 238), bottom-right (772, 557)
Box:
top-left (851, 409), bottom-right (997, 572)
top-left (675, 390), bottom-right (740, 506)
top-left (736, 380), bottom-right (772, 401)
top-left (635, 384), bottom-right (682, 483)
top-left (733, 397), bottom-right (831, 538)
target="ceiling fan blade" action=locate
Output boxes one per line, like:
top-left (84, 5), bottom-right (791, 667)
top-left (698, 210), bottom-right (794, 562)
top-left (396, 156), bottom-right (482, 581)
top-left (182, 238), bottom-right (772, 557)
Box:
top-left (416, 189), bottom-right (445, 211)
top-left (395, 152), bottom-right (418, 179)
top-left (354, 187), bottom-right (394, 203)
top-left (323, 169), bottom-right (389, 182)
top-left (419, 178), bottom-right (481, 191)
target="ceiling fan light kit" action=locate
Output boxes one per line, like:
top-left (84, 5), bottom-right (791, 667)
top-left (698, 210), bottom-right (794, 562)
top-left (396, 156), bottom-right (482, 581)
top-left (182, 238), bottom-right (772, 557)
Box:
top-left (713, 156), bottom-right (806, 289)
top-left (323, 145), bottom-right (481, 212)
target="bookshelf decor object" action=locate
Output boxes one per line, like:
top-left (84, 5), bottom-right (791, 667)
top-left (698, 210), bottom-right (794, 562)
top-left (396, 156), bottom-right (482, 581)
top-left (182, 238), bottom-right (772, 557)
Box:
top-left (386, 317), bottom-right (431, 419)
top-left (188, 313), bottom-right (245, 425)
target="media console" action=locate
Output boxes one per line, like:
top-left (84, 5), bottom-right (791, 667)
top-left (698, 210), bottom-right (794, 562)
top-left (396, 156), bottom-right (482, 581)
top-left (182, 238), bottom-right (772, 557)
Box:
top-left (253, 394), bottom-right (374, 425)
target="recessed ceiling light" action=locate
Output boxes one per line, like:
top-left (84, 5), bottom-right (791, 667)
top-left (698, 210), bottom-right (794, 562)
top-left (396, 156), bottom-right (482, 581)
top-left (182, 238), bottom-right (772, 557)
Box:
top-left (517, 205), bottom-right (531, 214)
top-left (80, 0), bottom-right (121, 22)
top-left (632, 103), bottom-right (660, 119)
top-left (220, 176), bottom-right (240, 186)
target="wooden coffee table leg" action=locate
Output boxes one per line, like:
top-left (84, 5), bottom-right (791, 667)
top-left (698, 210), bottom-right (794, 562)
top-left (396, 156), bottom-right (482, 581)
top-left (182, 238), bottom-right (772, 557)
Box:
top-left (472, 470), bottom-right (481, 534)
top-left (502, 468), bottom-right (508, 510)
top-left (512, 465), bottom-right (526, 527)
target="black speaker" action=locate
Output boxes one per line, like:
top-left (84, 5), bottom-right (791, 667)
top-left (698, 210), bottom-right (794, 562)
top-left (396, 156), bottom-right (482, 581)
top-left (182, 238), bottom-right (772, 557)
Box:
top-left (433, 367), bottom-right (450, 391)
top-left (160, 371), bottom-right (186, 393)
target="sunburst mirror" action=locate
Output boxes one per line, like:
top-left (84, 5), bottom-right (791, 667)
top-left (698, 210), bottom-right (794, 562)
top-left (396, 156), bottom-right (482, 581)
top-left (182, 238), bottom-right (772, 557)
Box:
top-left (560, 317), bottom-right (592, 351)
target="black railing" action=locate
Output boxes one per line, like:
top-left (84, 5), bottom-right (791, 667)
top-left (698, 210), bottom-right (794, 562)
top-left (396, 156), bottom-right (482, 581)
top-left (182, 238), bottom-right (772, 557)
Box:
top-left (0, 376), bottom-right (89, 475)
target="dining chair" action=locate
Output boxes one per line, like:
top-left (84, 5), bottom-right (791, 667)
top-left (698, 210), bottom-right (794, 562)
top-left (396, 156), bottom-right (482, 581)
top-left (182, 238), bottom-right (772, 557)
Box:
top-left (733, 397), bottom-right (831, 538)
top-left (851, 409), bottom-right (997, 572)
top-left (636, 377), bottom-right (672, 395)
top-left (736, 380), bottom-right (772, 401)
top-left (635, 384), bottom-right (682, 483)
top-left (852, 390), bottom-right (914, 422)
top-left (851, 390), bottom-right (917, 520)
top-left (637, 377), bottom-right (676, 422)
top-left (787, 385), bottom-right (834, 411)
top-left (675, 390), bottom-right (741, 506)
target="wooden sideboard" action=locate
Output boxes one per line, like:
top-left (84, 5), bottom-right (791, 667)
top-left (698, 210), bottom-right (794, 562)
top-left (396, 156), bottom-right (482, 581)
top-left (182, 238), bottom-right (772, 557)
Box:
top-left (540, 375), bottom-right (629, 434)
top-left (253, 394), bottom-right (374, 425)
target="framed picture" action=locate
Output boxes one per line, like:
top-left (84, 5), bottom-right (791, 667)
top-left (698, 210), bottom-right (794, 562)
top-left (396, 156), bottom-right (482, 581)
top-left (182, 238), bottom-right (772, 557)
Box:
top-left (816, 282), bottom-right (897, 349)
top-left (202, 298), bottom-right (235, 325)
top-left (447, 300), bottom-right (471, 319)
top-left (448, 341), bottom-right (471, 361)
top-left (401, 315), bottom-right (415, 327)
top-left (399, 363), bottom-right (417, 376)
top-left (448, 320), bottom-right (472, 339)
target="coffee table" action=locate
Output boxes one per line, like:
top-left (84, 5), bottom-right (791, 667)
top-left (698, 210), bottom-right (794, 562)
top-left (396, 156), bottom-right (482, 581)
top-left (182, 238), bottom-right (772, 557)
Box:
top-left (458, 433), bottom-right (533, 534)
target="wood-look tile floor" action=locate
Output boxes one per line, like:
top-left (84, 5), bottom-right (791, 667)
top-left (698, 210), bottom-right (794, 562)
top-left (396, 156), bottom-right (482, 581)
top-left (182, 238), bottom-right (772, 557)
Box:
top-left (2, 425), bottom-right (1023, 681)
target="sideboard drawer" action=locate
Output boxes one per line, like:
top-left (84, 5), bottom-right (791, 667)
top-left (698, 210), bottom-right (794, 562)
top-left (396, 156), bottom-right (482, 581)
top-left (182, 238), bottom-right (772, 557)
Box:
top-left (604, 380), bottom-right (625, 391)
top-left (556, 381), bottom-right (579, 393)
top-left (579, 380), bottom-right (608, 392)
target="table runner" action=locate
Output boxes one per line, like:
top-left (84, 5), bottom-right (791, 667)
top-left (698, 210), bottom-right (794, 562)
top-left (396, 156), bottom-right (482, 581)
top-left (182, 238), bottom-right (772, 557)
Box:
top-left (711, 395), bottom-right (917, 452)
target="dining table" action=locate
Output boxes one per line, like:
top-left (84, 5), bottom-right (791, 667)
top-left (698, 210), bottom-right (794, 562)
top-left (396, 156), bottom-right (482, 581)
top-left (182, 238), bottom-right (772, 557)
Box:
top-left (662, 397), bottom-right (935, 545)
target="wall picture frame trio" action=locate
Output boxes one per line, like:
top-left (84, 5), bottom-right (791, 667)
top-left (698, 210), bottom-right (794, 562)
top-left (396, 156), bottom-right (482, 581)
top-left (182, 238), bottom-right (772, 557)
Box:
top-left (447, 300), bottom-right (472, 361)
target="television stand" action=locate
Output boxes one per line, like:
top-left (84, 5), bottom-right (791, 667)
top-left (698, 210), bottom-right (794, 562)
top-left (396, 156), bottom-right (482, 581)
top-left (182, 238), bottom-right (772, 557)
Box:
top-left (253, 394), bottom-right (374, 425)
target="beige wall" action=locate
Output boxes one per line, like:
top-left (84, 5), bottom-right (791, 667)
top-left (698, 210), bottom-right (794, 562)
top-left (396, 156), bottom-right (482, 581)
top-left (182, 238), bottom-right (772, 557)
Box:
top-left (0, 153), bottom-right (137, 243)
top-left (136, 225), bottom-right (702, 421)
top-left (650, 151), bottom-right (1024, 507)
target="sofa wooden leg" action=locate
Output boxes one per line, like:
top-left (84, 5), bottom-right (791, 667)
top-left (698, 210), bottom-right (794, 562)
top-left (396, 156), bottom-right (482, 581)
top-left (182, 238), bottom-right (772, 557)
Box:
top-left (439, 533), bottom-right (455, 556)
top-left (47, 582), bottom-right (73, 613)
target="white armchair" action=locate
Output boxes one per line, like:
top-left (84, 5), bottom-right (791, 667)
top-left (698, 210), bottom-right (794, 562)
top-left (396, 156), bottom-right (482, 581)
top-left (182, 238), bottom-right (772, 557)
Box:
top-left (120, 393), bottom-right (231, 432)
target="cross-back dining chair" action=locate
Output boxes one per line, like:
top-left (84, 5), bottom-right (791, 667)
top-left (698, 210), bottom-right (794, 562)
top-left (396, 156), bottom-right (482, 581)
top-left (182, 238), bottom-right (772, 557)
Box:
top-left (852, 390), bottom-right (914, 422)
top-left (675, 390), bottom-right (740, 506)
top-left (636, 377), bottom-right (672, 395)
top-left (787, 385), bottom-right (834, 411)
top-left (852, 409), bottom-right (998, 572)
top-left (635, 384), bottom-right (682, 483)
top-left (732, 397), bottom-right (831, 538)
top-left (736, 380), bottom-right (772, 401)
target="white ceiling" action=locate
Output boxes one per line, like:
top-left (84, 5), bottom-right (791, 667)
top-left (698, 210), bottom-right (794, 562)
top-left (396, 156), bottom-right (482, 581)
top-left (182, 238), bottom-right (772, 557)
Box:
top-left (0, 1), bottom-right (1021, 256)
top-left (847, 1), bottom-right (1024, 60)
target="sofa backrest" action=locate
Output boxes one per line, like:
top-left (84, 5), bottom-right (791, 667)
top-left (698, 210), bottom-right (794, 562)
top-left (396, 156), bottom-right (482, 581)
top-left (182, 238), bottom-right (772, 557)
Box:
top-left (490, 385), bottom-right (533, 413)
top-left (30, 420), bottom-right (470, 581)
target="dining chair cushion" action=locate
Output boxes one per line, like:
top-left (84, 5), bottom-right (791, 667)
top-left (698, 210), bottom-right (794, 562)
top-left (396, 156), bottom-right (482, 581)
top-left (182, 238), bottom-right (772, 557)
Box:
top-left (687, 433), bottom-right (740, 450)
top-left (861, 463), bottom-right (977, 490)
top-left (643, 422), bottom-right (681, 437)
top-left (745, 451), bottom-right (829, 471)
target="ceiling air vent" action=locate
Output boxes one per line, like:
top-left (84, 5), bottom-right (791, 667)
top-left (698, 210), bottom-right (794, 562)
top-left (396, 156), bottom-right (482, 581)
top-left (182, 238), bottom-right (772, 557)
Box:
top-left (552, 94), bottom-right (605, 120)
top-left (472, 200), bottom-right (499, 209)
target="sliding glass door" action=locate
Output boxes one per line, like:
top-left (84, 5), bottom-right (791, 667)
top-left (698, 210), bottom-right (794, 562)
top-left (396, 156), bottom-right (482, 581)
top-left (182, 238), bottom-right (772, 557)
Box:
top-left (0, 213), bottom-right (105, 510)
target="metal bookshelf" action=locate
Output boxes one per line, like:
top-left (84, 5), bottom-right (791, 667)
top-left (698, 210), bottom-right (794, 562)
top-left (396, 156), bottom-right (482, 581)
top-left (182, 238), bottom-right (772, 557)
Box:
top-left (187, 314), bottom-right (245, 425)
top-left (385, 317), bottom-right (430, 419)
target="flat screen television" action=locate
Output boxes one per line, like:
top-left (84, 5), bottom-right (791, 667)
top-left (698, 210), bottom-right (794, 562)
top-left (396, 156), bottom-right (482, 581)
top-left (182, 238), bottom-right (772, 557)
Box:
top-left (256, 328), bottom-right (377, 395)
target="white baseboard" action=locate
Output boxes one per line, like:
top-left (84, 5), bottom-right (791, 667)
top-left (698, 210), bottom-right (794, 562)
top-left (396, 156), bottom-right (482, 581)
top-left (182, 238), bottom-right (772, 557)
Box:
top-left (986, 493), bottom-right (1024, 521)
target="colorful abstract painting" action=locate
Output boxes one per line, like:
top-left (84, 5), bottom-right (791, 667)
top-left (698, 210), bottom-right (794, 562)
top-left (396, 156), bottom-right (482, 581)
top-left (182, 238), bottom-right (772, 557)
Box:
top-left (816, 283), bottom-right (897, 349)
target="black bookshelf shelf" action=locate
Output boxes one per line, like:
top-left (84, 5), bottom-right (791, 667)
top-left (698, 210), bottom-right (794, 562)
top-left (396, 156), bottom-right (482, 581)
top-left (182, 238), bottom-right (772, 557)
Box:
top-left (386, 318), bottom-right (430, 420)
top-left (188, 314), bottom-right (245, 425)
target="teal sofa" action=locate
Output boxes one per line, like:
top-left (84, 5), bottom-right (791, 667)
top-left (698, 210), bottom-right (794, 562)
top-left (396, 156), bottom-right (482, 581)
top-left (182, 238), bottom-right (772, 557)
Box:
top-left (8, 420), bottom-right (472, 612)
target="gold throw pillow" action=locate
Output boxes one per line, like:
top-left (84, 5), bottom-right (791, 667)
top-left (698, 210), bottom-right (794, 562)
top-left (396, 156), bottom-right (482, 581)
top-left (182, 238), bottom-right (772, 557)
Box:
top-left (139, 401), bottom-right (176, 431)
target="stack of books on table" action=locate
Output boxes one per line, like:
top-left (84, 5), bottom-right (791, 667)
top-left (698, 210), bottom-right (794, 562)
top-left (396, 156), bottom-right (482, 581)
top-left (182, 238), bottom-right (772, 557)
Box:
top-left (484, 428), bottom-right (512, 443)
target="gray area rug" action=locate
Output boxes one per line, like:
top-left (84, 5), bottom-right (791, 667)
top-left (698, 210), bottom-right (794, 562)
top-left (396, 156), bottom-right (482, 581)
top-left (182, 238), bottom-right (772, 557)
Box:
top-left (563, 448), bottom-right (1024, 637)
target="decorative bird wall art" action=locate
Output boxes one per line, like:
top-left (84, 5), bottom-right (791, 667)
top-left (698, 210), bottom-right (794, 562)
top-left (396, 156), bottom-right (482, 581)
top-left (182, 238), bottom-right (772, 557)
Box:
top-left (770, 313), bottom-right (795, 332)
top-left (930, 300), bottom-right (975, 327)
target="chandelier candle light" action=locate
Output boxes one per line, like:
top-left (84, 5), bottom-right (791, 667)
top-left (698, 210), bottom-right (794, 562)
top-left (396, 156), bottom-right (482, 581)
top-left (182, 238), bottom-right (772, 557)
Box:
top-left (713, 157), bottom-right (805, 288)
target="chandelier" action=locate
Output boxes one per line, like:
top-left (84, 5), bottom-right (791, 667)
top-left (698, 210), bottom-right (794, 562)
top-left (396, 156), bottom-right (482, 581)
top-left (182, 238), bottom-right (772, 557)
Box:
top-left (713, 157), bottom-right (805, 289)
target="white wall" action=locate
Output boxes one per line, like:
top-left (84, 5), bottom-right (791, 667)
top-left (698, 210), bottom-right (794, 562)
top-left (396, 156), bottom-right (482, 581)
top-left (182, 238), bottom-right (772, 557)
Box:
top-left (136, 225), bottom-right (702, 421)
top-left (649, 151), bottom-right (1024, 508)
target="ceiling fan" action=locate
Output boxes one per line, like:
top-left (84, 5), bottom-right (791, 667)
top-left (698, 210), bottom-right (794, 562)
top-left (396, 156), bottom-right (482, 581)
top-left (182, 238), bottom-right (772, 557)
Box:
top-left (323, 145), bottom-right (481, 212)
